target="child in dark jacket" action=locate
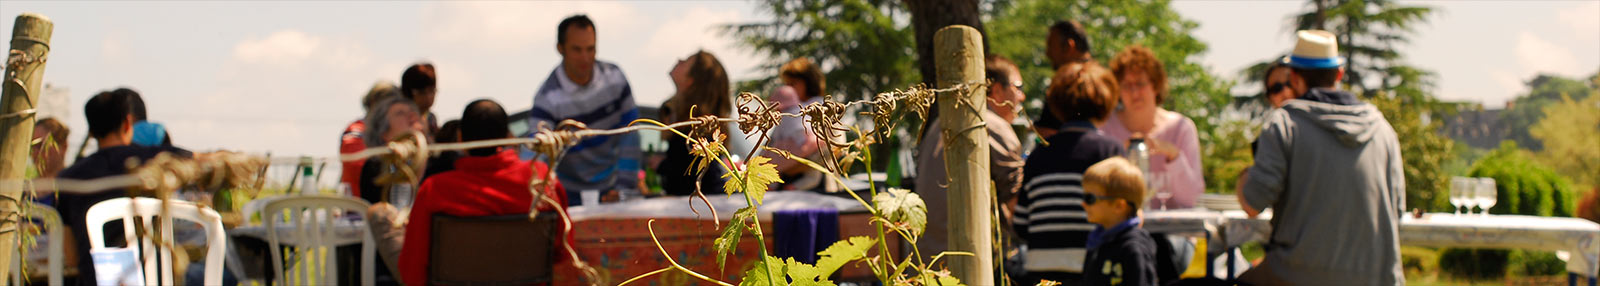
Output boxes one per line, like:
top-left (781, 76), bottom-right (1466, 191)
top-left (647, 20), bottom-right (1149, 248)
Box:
top-left (1081, 157), bottom-right (1160, 286)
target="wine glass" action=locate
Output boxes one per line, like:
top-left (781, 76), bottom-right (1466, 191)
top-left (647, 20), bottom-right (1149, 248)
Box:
top-left (1477, 178), bottom-right (1498, 217)
top-left (1460, 179), bottom-right (1478, 217)
top-left (1150, 173), bottom-right (1171, 211)
top-left (1450, 177), bottom-right (1468, 216)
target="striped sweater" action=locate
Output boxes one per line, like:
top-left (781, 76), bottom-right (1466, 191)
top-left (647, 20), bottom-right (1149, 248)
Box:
top-left (525, 61), bottom-right (642, 197)
top-left (1013, 124), bottom-right (1124, 274)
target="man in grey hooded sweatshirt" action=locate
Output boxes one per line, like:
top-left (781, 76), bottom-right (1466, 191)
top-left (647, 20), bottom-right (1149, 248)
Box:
top-left (1237, 30), bottom-right (1406, 285)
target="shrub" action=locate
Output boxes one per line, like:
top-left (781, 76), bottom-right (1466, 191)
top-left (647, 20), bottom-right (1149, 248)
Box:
top-left (1440, 141), bottom-right (1577, 280)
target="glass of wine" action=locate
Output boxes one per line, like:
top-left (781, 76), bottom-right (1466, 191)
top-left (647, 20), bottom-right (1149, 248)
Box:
top-left (1148, 173), bottom-right (1171, 211)
top-left (1477, 178), bottom-right (1498, 217)
top-left (1450, 177), bottom-right (1468, 216)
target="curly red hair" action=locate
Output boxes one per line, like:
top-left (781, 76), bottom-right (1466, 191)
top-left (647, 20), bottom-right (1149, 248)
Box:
top-left (1109, 45), bottom-right (1169, 104)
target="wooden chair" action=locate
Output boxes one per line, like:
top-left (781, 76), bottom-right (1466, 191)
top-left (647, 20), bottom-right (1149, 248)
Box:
top-left (84, 197), bottom-right (226, 286)
top-left (429, 214), bottom-right (559, 286)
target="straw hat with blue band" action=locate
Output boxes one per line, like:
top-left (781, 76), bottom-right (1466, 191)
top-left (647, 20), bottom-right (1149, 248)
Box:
top-left (1288, 30), bottom-right (1344, 69)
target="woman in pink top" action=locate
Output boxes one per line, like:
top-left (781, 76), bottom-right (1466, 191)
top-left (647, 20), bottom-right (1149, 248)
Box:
top-left (1101, 45), bottom-right (1205, 209)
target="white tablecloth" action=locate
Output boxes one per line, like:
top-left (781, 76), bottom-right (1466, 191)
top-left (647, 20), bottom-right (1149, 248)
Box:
top-left (567, 191), bottom-right (870, 221)
top-left (1222, 213), bottom-right (1600, 277)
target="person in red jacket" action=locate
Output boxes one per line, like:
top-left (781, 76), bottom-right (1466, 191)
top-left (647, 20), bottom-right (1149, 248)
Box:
top-left (341, 81), bottom-right (401, 198)
top-left (399, 99), bottom-right (571, 285)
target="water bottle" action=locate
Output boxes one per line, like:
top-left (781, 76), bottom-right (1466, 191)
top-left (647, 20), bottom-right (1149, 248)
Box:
top-left (1127, 138), bottom-right (1151, 204)
top-left (299, 158), bottom-right (317, 195)
top-left (391, 183), bottom-right (414, 209)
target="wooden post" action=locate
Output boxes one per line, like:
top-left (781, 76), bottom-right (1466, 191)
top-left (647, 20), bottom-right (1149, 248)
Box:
top-left (934, 25), bottom-right (993, 284)
top-left (0, 13), bottom-right (53, 284)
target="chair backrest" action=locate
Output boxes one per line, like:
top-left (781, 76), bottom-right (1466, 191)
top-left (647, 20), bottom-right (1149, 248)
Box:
top-left (84, 197), bottom-right (226, 286)
top-left (429, 214), bottom-right (558, 286)
top-left (12, 202), bottom-right (63, 286)
top-left (261, 195), bottom-right (374, 286)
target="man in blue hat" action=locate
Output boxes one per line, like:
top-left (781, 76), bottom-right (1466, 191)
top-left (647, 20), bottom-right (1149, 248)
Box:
top-left (1236, 30), bottom-right (1406, 285)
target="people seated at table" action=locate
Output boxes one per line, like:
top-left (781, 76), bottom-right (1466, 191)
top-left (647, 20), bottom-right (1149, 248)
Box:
top-left (913, 54), bottom-right (1026, 259)
top-left (1102, 45), bottom-right (1205, 210)
top-left (424, 119), bottom-right (463, 181)
top-left (56, 88), bottom-right (194, 286)
top-left (656, 50), bottom-right (731, 196)
top-left (1236, 30), bottom-right (1406, 285)
top-left (765, 57), bottom-right (832, 192)
top-left (399, 99), bottom-right (572, 285)
top-left (358, 96), bottom-right (428, 204)
top-left (1013, 62), bottom-right (1124, 285)
top-left (526, 15), bottom-right (643, 205)
top-left (342, 81), bottom-right (402, 202)
top-left (1082, 157), bottom-right (1159, 286)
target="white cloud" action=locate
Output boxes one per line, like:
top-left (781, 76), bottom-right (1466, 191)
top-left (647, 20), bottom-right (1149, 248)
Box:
top-left (1558, 2), bottom-right (1600, 39)
top-left (1513, 32), bottom-right (1581, 76)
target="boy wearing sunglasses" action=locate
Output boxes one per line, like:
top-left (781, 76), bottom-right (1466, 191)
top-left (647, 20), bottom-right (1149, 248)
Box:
top-left (1082, 157), bottom-right (1159, 286)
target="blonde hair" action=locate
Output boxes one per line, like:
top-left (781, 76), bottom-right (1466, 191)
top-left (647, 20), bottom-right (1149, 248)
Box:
top-left (1084, 157), bottom-right (1147, 214)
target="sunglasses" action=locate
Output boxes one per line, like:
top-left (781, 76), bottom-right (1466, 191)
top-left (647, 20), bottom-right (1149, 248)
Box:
top-left (1266, 82), bottom-right (1290, 95)
top-left (1083, 193), bottom-right (1118, 205)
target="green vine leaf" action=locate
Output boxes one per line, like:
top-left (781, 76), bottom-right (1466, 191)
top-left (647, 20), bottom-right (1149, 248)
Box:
top-left (873, 188), bottom-right (928, 237)
top-left (813, 236), bottom-right (876, 279)
top-left (784, 258), bottom-right (822, 283)
top-left (739, 256), bottom-right (787, 286)
top-left (723, 156), bottom-right (783, 203)
top-left (915, 269), bottom-right (964, 286)
top-left (715, 207), bottom-right (759, 271)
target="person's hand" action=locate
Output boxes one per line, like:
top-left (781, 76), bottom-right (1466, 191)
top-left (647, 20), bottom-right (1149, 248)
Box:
top-left (1144, 137), bottom-right (1181, 161)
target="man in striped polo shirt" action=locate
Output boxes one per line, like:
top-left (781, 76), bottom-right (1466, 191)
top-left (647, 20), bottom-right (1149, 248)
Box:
top-left (1014, 62), bottom-right (1124, 285)
top-left (527, 15), bottom-right (642, 205)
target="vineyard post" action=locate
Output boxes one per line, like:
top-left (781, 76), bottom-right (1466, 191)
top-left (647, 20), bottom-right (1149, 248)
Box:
top-left (0, 13), bottom-right (53, 284)
top-left (934, 25), bottom-right (993, 284)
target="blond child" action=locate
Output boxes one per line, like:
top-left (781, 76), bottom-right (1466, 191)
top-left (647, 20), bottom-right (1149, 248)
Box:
top-left (1081, 157), bottom-right (1159, 286)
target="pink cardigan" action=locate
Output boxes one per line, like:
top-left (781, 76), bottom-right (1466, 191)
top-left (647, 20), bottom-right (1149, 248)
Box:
top-left (1100, 110), bottom-right (1206, 209)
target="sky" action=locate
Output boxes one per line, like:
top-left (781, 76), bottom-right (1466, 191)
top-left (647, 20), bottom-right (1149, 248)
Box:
top-left (1, 0), bottom-right (1595, 186)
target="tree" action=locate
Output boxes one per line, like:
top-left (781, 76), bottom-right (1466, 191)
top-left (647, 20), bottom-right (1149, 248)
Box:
top-left (1368, 88), bottom-right (1457, 212)
top-left (986, 0), bottom-right (1237, 190)
top-left (904, 0), bottom-right (986, 88)
top-left (1293, 0), bottom-right (1433, 94)
top-left (1501, 72), bottom-right (1597, 150)
top-left (1530, 91), bottom-right (1600, 192)
top-left (722, 0), bottom-right (918, 102)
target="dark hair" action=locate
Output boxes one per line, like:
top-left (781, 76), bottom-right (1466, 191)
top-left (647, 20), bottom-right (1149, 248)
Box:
top-left (1292, 67), bottom-right (1341, 88)
top-left (1110, 45), bottom-right (1170, 104)
top-left (460, 99), bottom-right (509, 156)
top-left (669, 51), bottom-right (732, 126)
top-left (985, 54), bottom-right (1017, 88)
top-left (1262, 57), bottom-right (1292, 89)
top-left (1046, 62), bottom-right (1119, 123)
top-left (436, 120), bottom-right (462, 144)
top-left (557, 15), bottom-right (595, 46)
top-left (400, 63), bottom-right (437, 99)
top-left (85, 88), bottom-right (142, 139)
top-left (1051, 20), bottom-right (1090, 54)
top-left (780, 58), bottom-right (825, 100)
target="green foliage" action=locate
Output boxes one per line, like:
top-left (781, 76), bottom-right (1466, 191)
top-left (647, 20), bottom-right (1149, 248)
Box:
top-left (873, 188), bottom-right (928, 238)
top-left (1529, 88), bottom-right (1600, 191)
top-left (1368, 90), bottom-right (1457, 212)
top-left (813, 236), bottom-right (877, 279)
top-left (1469, 142), bottom-right (1577, 217)
top-left (1202, 119), bottom-right (1258, 194)
top-left (724, 156), bottom-right (784, 204)
top-left (716, 207), bottom-right (759, 270)
top-left (722, 0), bottom-right (918, 101)
top-left (1508, 250), bottom-right (1565, 277)
top-left (1501, 73), bottom-right (1597, 151)
top-left (1438, 249), bottom-right (1510, 280)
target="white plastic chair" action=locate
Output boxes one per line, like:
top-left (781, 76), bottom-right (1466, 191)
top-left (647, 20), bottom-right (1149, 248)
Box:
top-left (261, 195), bottom-right (374, 286)
top-left (11, 202), bottom-right (63, 286)
top-left (84, 197), bottom-right (226, 286)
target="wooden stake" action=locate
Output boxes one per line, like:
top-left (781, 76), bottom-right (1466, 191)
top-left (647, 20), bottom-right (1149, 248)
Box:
top-left (0, 13), bottom-right (53, 284)
top-left (934, 25), bottom-right (993, 284)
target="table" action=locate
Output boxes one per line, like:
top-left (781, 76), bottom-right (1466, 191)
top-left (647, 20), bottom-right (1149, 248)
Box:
top-left (1221, 212), bottom-right (1600, 285)
top-left (553, 191), bottom-right (886, 286)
